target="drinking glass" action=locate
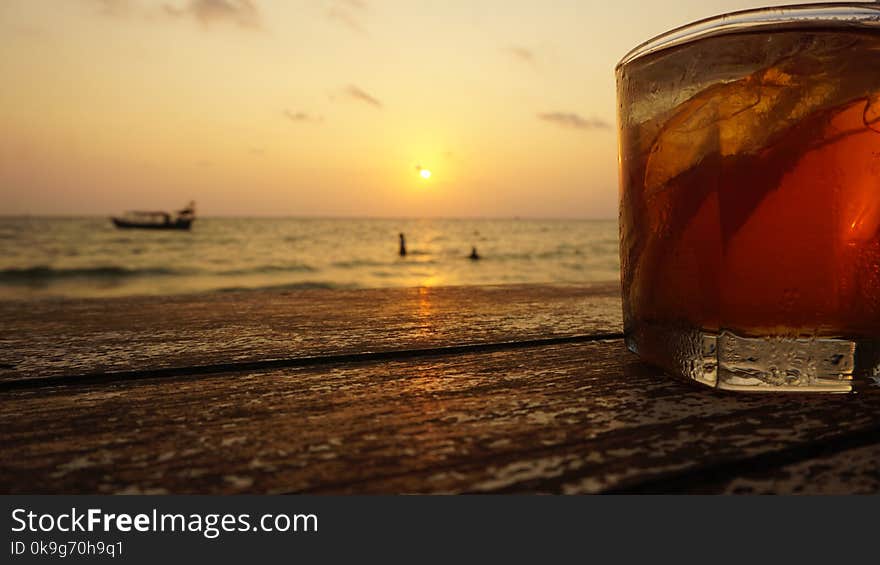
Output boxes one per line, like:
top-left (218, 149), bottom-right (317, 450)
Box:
top-left (617, 3), bottom-right (880, 392)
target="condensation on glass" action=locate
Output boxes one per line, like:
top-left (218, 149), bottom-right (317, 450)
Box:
top-left (616, 3), bottom-right (880, 392)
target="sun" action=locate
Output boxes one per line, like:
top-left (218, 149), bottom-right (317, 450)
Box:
top-left (420, 168), bottom-right (432, 180)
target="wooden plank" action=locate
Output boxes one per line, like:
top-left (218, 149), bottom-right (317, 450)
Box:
top-left (719, 442), bottom-right (880, 495)
top-left (0, 283), bottom-right (621, 383)
top-left (3, 340), bottom-right (879, 494)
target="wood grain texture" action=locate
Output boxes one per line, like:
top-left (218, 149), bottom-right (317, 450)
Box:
top-left (0, 283), bottom-right (620, 383)
top-left (720, 442), bottom-right (880, 495)
top-left (3, 339), bottom-right (879, 494)
top-left (3, 283), bottom-right (879, 494)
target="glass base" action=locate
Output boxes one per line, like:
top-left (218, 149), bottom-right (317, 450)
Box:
top-left (627, 324), bottom-right (880, 393)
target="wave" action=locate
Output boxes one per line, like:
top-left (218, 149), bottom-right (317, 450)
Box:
top-left (0, 265), bottom-right (183, 282)
top-left (217, 264), bottom-right (316, 275)
top-left (217, 281), bottom-right (357, 293)
top-left (332, 259), bottom-right (386, 268)
top-left (0, 263), bottom-right (323, 282)
top-left (487, 248), bottom-right (591, 261)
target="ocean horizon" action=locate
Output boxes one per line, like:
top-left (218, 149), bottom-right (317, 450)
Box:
top-left (0, 217), bottom-right (619, 300)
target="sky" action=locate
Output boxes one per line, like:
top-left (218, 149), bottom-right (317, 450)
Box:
top-left (0, 0), bottom-right (826, 218)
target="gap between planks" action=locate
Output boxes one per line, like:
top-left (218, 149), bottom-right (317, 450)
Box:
top-left (0, 332), bottom-right (625, 392)
top-left (604, 422), bottom-right (880, 494)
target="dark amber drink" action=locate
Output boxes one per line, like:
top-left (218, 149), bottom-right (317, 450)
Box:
top-left (617, 4), bottom-right (880, 392)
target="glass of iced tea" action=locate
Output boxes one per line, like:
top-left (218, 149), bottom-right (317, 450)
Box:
top-left (617, 3), bottom-right (880, 392)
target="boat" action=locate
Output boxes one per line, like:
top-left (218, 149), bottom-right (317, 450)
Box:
top-left (111, 202), bottom-right (195, 230)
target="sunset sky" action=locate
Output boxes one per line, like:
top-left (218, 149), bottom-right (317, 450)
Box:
top-left (1, 0), bottom-right (822, 218)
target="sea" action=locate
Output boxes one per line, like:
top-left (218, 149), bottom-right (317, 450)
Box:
top-left (0, 217), bottom-right (619, 300)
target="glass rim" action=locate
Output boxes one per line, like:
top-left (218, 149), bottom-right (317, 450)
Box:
top-left (616, 2), bottom-right (880, 70)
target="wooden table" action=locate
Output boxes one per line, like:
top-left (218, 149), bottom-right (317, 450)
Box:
top-left (2, 283), bottom-right (879, 494)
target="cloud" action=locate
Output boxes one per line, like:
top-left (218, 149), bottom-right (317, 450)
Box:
top-left (89, 0), bottom-right (133, 17)
top-left (327, 0), bottom-right (368, 34)
top-left (163, 0), bottom-right (261, 29)
top-left (327, 9), bottom-right (364, 33)
top-left (85, 0), bottom-right (261, 29)
top-left (538, 112), bottom-right (610, 131)
top-left (284, 110), bottom-right (323, 123)
top-left (505, 46), bottom-right (536, 65)
top-left (343, 85), bottom-right (382, 109)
